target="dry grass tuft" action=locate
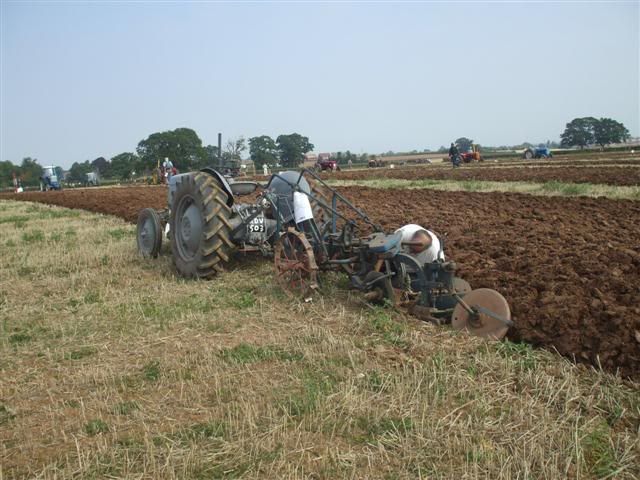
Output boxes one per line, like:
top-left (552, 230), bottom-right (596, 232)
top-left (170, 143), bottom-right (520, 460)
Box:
top-left (1, 200), bottom-right (638, 479)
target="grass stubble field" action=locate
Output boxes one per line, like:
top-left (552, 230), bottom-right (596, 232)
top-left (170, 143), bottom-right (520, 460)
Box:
top-left (1, 157), bottom-right (640, 479)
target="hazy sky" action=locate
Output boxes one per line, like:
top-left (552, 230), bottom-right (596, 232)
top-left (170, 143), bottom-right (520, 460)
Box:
top-left (1, 1), bottom-right (638, 169)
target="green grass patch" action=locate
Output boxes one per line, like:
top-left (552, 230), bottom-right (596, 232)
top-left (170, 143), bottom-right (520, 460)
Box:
top-left (281, 368), bottom-right (341, 417)
top-left (8, 332), bottom-right (32, 344)
top-left (581, 420), bottom-right (618, 478)
top-left (112, 401), bottom-right (140, 416)
top-left (363, 370), bottom-right (391, 393)
top-left (0, 404), bottom-right (16, 425)
top-left (177, 421), bottom-right (227, 442)
top-left (495, 340), bottom-right (539, 372)
top-left (85, 419), bottom-right (109, 436)
top-left (142, 360), bottom-right (161, 381)
top-left (367, 308), bottom-right (409, 347)
top-left (21, 230), bottom-right (45, 243)
top-left (107, 228), bottom-right (132, 240)
top-left (65, 346), bottom-right (98, 360)
top-left (0, 215), bottom-right (29, 227)
top-left (353, 416), bottom-right (413, 443)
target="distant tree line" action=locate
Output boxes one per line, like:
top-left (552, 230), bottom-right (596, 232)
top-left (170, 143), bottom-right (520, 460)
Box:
top-left (249, 134), bottom-right (314, 170)
top-left (560, 117), bottom-right (629, 149)
top-left (1, 128), bottom-right (315, 187)
top-left (3, 118), bottom-right (631, 187)
top-left (0, 157), bottom-right (44, 187)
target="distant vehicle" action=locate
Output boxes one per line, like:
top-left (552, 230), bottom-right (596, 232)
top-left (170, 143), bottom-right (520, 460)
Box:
top-left (40, 166), bottom-right (62, 191)
top-left (86, 172), bottom-right (100, 187)
top-left (523, 147), bottom-right (553, 159)
top-left (368, 155), bottom-right (384, 168)
top-left (315, 153), bottom-right (340, 172)
top-left (460, 145), bottom-right (483, 163)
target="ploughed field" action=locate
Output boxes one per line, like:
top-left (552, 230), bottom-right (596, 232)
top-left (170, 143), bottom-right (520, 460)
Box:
top-left (5, 185), bottom-right (639, 379)
top-left (323, 163), bottom-right (640, 186)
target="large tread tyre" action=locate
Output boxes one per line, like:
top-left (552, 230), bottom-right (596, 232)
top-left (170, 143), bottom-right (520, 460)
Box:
top-left (170, 172), bottom-right (235, 279)
top-left (137, 208), bottom-right (163, 258)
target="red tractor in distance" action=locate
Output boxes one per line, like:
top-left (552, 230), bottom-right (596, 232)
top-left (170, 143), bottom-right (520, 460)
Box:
top-left (315, 153), bottom-right (340, 172)
top-left (460, 145), bottom-right (484, 163)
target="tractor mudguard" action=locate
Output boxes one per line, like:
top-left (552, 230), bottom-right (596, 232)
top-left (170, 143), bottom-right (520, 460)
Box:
top-left (199, 167), bottom-right (235, 208)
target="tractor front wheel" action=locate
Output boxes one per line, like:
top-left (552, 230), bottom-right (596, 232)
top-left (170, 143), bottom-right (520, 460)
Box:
top-left (170, 172), bottom-right (235, 279)
top-left (137, 208), bottom-right (163, 258)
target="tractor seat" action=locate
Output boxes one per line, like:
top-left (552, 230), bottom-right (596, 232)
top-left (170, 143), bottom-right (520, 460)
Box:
top-left (364, 232), bottom-right (402, 254)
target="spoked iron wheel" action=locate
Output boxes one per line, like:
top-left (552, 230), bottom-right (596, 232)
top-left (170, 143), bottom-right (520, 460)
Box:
top-left (274, 229), bottom-right (319, 298)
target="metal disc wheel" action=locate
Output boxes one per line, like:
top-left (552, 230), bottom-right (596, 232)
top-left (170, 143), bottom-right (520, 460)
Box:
top-left (452, 277), bottom-right (471, 295)
top-left (170, 172), bottom-right (235, 279)
top-left (274, 229), bottom-right (318, 297)
top-left (452, 288), bottom-right (511, 340)
top-left (136, 208), bottom-right (163, 258)
top-left (363, 271), bottom-right (396, 305)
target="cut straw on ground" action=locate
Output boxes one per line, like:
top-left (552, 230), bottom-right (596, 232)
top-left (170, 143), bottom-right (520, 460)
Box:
top-left (0, 200), bottom-right (638, 479)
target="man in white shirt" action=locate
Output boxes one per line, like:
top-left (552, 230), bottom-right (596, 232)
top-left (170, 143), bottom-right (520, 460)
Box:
top-left (395, 224), bottom-right (444, 265)
top-left (162, 158), bottom-right (174, 181)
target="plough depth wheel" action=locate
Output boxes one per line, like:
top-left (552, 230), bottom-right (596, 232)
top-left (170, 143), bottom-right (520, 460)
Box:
top-left (451, 288), bottom-right (511, 340)
top-left (274, 229), bottom-right (319, 298)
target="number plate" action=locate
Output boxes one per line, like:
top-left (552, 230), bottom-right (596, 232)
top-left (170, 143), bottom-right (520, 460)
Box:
top-left (247, 214), bottom-right (265, 233)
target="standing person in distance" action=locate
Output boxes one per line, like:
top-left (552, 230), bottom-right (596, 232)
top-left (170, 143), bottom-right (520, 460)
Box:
top-left (448, 143), bottom-right (461, 168)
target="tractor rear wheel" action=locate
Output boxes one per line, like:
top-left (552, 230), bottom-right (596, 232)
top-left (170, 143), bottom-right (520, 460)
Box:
top-left (170, 172), bottom-right (235, 279)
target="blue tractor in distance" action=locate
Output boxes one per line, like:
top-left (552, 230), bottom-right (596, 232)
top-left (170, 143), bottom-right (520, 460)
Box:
top-left (523, 146), bottom-right (553, 160)
top-left (40, 166), bottom-right (63, 191)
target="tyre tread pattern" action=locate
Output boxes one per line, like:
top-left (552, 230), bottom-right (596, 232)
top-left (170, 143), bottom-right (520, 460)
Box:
top-left (171, 172), bottom-right (235, 279)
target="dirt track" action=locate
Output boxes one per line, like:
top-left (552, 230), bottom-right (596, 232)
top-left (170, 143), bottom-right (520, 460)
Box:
top-left (3, 186), bottom-right (639, 378)
top-left (322, 164), bottom-right (640, 186)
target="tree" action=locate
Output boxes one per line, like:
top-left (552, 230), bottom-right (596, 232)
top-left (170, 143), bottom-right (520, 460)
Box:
top-left (67, 161), bottom-right (93, 183)
top-left (593, 118), bottom-right (630, 148)
top-left (19, 157), bottom-right (43, 186)
top-left (91, 157), bottom-right (109, 177)
top-left (454, 137), bottom-right (473, 153)
top-left (248, 135), bottom-right (279, 170)
top-left (200, 145), bottom-right (221, 169)
top-left (110, 152), bottom-right (138, 180)
top-left (222, 137), bottom-right (247, 168)
top-left (276, 133), bottom-right (314, 168)
top-left (136, 128), bottom-right (206, 171)
top-left (344, 150), bottom-right (356, 164)
top-left (560, 117), bottom-right (597, 148)
top-left (0, 160), bottom-right (17, 187)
